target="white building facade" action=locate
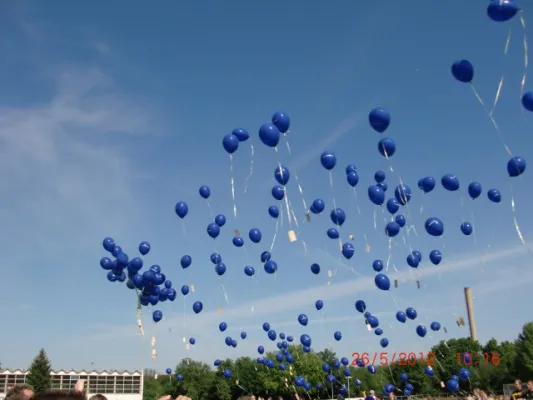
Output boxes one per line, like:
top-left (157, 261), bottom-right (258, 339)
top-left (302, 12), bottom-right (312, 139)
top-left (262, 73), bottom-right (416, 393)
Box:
top-left (0, 369), bottom-right (143, 400)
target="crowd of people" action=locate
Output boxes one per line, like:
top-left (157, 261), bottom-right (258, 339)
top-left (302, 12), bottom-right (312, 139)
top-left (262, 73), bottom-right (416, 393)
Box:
top-left (4, 378), bottom-right (533, 400)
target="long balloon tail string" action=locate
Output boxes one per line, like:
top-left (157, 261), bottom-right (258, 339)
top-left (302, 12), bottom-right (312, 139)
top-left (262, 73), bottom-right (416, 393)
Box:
top-left (270, 217), bottom-right (280, 252)
top-left (243, 144), bottom-right (254, 194)
top-left (229, 155), bottom-right (237, 218)
top-left (206, 199), bottom-right (215, 220)
top-left (352, 188), bottom-right (361, 215)
top-left (520, 11), bottom-right (528, 102)
top-left (181, 220), bottom-right (187, 238)
top-left (220, 281), bottom-right (229, 304)
top-left (510, 182), bottom-right (526, 246)
top-left (289, 199), bottom-right (299, 229)
top-left (294, 174), bottom-right (308, 213)
top-left (470, 84), bottom-right (513, 156)
top-left (329, 170), bottom-right (337, 210)
top-left (490, 28), bottom-right (512, 116)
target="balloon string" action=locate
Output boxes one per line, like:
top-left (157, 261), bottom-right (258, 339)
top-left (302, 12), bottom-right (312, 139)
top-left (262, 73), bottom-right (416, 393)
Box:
top-left (490, 28), bottom-right (511, 116)
top-left (284, 132), bottom-right (292, 157)
top-left (229, 154), bottom-right (237, 218)
top-left (470, 84), bottom-right (512, 156)
top-left (181, 220), bottom-right (187, 238)
top-left (352, 188), bottom-right (361, 216)
top-left (509, 182), bottom-right (526, 245)
top-left (243, 144), bottom-right (254, 195)
top-left (206, 199), bottom-right (215, 220)
top-left (520, 11), bottom-right (528, 102)
top-left (270, 217), bottom-right (279, 252)
top-left (329, 170), bottom-right (337, 210)
top-left (220, 281), bottom-right (229, 304)
top-left (294, 174), bottom-right (308, 213)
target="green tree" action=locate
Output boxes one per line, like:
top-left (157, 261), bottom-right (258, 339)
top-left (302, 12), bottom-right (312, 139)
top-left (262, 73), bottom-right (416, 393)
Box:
top-left (27, 349), bottom-right (52, 394)
top-left (515, 322), bottom-right (533, 380)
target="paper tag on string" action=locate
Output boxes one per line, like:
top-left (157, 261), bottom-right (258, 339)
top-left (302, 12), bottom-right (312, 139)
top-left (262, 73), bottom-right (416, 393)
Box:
top-left (366, 245), bottom-right (371, 252)
top-left (151, 349), bottom-right (157, 360)
top-left (182, 337), bottom-right (186, 343)
top-left (185, 344), bottom-right (190, 351)
top-left (440, 382), bottom-right (445, 388)
top-left (288, 230), bottom-right (297, 242)
top-left (367, 324), bottom-right (372, 331)
top-left (416, 280), bottom-right (421, 289)
top-left (349, 234), bottom-right (354, 241)
top-left (217, 307), bottom-right (223, 314)
top-left (394, 279), bottom-right (398, 288)
top-left (305, 213), bottom-right (310, 222)
top-left (327, 269), bottom-right (333, 278)
top-left (190, 284), bottom-right (195, 292)
top-left (234, 229), bottom-right (240, 237)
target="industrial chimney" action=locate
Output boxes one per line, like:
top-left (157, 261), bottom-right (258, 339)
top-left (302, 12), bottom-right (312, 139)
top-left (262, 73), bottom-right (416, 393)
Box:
top-left (464, 287), bottom-right (478, 341)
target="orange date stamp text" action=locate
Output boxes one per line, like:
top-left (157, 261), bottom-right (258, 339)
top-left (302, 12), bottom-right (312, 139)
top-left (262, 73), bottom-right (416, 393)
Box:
top-left (351, 352), bottom-right (436, 367)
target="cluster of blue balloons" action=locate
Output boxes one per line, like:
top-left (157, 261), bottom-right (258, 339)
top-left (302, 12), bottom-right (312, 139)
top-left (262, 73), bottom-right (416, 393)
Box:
top-left (165, 368), bottom-right (184, 382)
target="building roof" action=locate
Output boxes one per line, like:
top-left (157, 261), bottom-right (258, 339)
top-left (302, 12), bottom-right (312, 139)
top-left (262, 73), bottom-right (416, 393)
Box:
top-left (0, 369), bottom-right (143, 376)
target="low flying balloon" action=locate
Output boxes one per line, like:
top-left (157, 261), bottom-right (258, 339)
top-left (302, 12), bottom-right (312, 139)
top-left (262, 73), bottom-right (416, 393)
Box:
top-left (416, 325), bottom-right (427, 337)
top-left (207, 223), bottom-right (220, 239)
top-left (461, 222), bottom-right (473, 235)
top-left (396, 311), bottom-right (407, 323)
top-left (375, 328), bottom-right (383, 336)
top-left (272, 111), bottom-right (290, 133)
top-left (355, 300), bottom-right (366, 313)
top-left (380, 338), bottom-right (389, 348)
top-left (310, 199), bottom-right (325, 214)
top-left (330, 208), bottom-right (346, 226)
top-left (199, 185), bottom-right (211, 199)
top-left (395, 214), bottom-right (406, 227)
top-left (373, 259), bottom-right (384, 272)
top-left (394, 184), bottom-right (412, 205)
top-left (488, 188), bottom-right (502, 203)
top-left (342, 242), bottom-right (355, 259)
top-left (315, 300), bottom-right (324, 310)
top-left (452, 60), bottom-right (474, 83)
top-left (507, 156), bottom-right (527, 177)
top-left (249, 228), bottom-right (262, 243)
top-left (487, 0), bottom-right (519, 22)
top-left (298, 314), bottom-right (308, 326)
top-left (406, 307), bottom-right (417, 320)
top-left (442, 174), bottom-right (460, 191)
top-left (310, 263), bottom-right (320, 274)
top-left (232, 128), bottom-right (249, 142)
top-left (327, 228), bottom-right (339, 239)
top-left (274, 165), bottom-right (290, 185)
top-left (378, 138), bottom-right (396, 158)
top-left (175, 201), bottom-right (188, 218)
top-left (264, 260), bottom-right (277, 274)
top-left (268, 205), bottom-right (279, 218)
top-left (425, 217), bottom-right (444, 236)
top-left (368, 185), bottom-right (385, 205)
top-left (429, 250), bottom-right (442, 265)
top-left (192, 301), bottom-right (203, 314)
top-left (386, 198), bottom-right (400, 214)
top-left (419, 176), bottom-right (436, 193)
top-left (385, 222), bottom-right (401, 237)
top-left (375, 170), bottom-right (386, 183)
top-left (222, 133), bottom-right (239, 154)
top-left (259, 123), bottom-right (280, 147)
top-left (430, 321), bottom-right (441, 331)
top-left (139, 241), bottom-right (150, 255)
top-left (375, 273), bottom-right (390, 291)
top-left (369, 107), bottom-right (391, 133)
top-left (320, 151), bottom-right (337, 170)
top-left (468, 181), bottom-right (482, 199)
top-left (347, 171), bottom-right (359, 187)
top-left (244, 266), bottom-right (255, 276)
top-left (153, 310), bottom-right (163, 323)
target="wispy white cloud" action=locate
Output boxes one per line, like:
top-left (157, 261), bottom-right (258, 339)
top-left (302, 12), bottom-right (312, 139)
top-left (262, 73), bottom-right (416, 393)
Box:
top-left (76, 244), bottom-right (528, 346)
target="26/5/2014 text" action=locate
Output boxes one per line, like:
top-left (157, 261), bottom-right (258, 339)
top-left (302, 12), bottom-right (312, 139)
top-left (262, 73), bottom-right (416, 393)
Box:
top-left (351, 352), bottom-right (436, 367)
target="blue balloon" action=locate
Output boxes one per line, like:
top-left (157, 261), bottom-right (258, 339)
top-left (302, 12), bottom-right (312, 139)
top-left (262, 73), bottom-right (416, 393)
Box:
top-left (373, 259), bottom-right (384, 272)
top-left (380, 338), bottom-right (389, 348)
top-left (419, 176), bottom-right (436, 193)
top-left (310, 198), bottom-right (325, 214)
top-left (166, 368), bottom-right (172, 375)
top-left (316, 300), bottom-right (324, 310)
top-left (189, 337), bottom-right (196, 345)
top-left (385, 222), bottom-right (401, 237)
top-left (259, 123), bottom-right (281, 147)
top-left (375, 273), bottom-right (390, 291)
top-left (424, 366), bottom-right (434, 376)
top-left (375, 328), bottom-right (383, 336)
top-left (375, 170), bottom-right (386, 183)
top-left (215, 214), bottom-right (226, 227)
top-left (355, 300), bottom-right (366, 313)
top-left (268, 205), bottom-right (280, 218)
top-left (192, 301), bottom-right (203, 313)
top-left (406, 307), bottom-right (417, 320)
top-left (394, 184), bottom-right (412, 205)
top-left (416, 325), bottom-right (427, 337)
top-left (468, 181), bottom-right (482, 199)
top-left (488, 188), bottom-right (502, 203)
top-left (460, 222), bottom-right (473, 236)
top-left (215, 262), bottom-right (226, 276)
top-left (507, 156), bottom-right (526, 177)
top-left (210, 252), bottom-right (221, 264)
top-left (334, 331), bottom-right (342, 341)
top-left (452, 60), bottom-right (474, 83)
top-left (138, 241), bottom-right (150, 256)
top-left (378, 138), bottom-right (396, 158)
top-left (386, 198), bottom-right (400, 214)
top-left (342, 242), bottom-right (355, 260)
top-left (320, 151), bottom-right (337, 170)
top-left (300, 334), bottom-right (311, 347)
top-left (310, 263), bottom-right (320, 274)
top-left (425, 217), bottom-right (444, 236)
top-left (272, 111), bottom-right (290, 133)
top-left (459, 367), bottom-right (470, 380)
top-left (219, 322), bottom-right (227, 332)
top-left (241, 331), bottom-right (247, 339)
top-left (377, 182), bottom-right (387, 191)
top-left (522, 92), bottom-right (533, 112)
top-left (232, 128), bottom-right (249, 142)
top-left (347, 171), bottom-right (360, 187)
top-left (346, 164), bottom-right (357, 174)
top-left (231, 236), bottom-right (244, 247)
top-left (271, 184), bottom-right (285, 200)
top-left (181, 285), bottom-right (189, 295)
top-left (244, 266), bottom-right (255, 276)
top-left (429, 250), bottom-right (442, 265)
top-left (369, 107), bottom-right (391, 133)
top-left (181, 255), bottom-right (192, 269)
top-left (442, 174), bottom-right (460, 191)
top-left (330, 208), bottom-right (346, 226)
top-left (207, 223), bottom-right (221, 239)
top-left (153, 310), bottom-right (163, 323)
top-left (274, 165), bottom-right (290, 185)
top-left (261, 251), bottom-right (271, 263)
top-left (102, 237), bottom-right (115, 252)
top-left (249, 228), bottom-right (262, 243)
top-left (395, 214), bottom-right (406, 227)
top-left (487, 0), bottom-right (518, 22)
top-left (368, 185), bottom-right (386, 205)
top-left (175, 201), bottom-right (188, 218)
top-left (447, 379), bottom-right (459, 392)
top-left (199, 185), bottom-right (211, 199)
top-left (396, 311), bottom-right (407, 323)
top-left (327, 228), bottom-right (339, 239)
top-left (298, 314), bottom-right (308, 326)
top-left (222, 133), bottom-right (239, 154)
top-left (430, 321), bottom-right (441, 331)
top-left (264, 260), bottom-right (277, 274)
top-left (406, 253), bottom-right (419, 268)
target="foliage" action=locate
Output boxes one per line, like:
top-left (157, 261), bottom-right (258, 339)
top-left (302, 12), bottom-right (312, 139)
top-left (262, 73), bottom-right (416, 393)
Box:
top-left (142, 323), bottom-right (533, 400)
top-left (27, 349), bottom-right (52, 394)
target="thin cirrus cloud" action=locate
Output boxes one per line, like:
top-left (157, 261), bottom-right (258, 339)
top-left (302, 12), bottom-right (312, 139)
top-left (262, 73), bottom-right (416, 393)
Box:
top-left (77, 243), bottom-right (527, 345)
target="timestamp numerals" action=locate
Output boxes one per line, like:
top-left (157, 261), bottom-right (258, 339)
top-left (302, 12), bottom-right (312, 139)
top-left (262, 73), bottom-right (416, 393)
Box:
top-left (456, 352), bottom-right (501, 366)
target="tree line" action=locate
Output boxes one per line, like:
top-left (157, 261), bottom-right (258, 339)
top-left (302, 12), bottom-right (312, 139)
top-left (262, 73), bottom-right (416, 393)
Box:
top-left (142, 322), bottom-right (533, 400)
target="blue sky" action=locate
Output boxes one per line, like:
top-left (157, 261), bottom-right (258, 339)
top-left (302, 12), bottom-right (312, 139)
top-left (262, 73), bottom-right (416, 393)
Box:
top-left (1, 0), bottom-right (533, 374)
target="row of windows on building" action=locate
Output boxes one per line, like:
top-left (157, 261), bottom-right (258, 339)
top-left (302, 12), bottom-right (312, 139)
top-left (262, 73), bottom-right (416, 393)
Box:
top-left (0, 375), bottom-right (142, 394)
